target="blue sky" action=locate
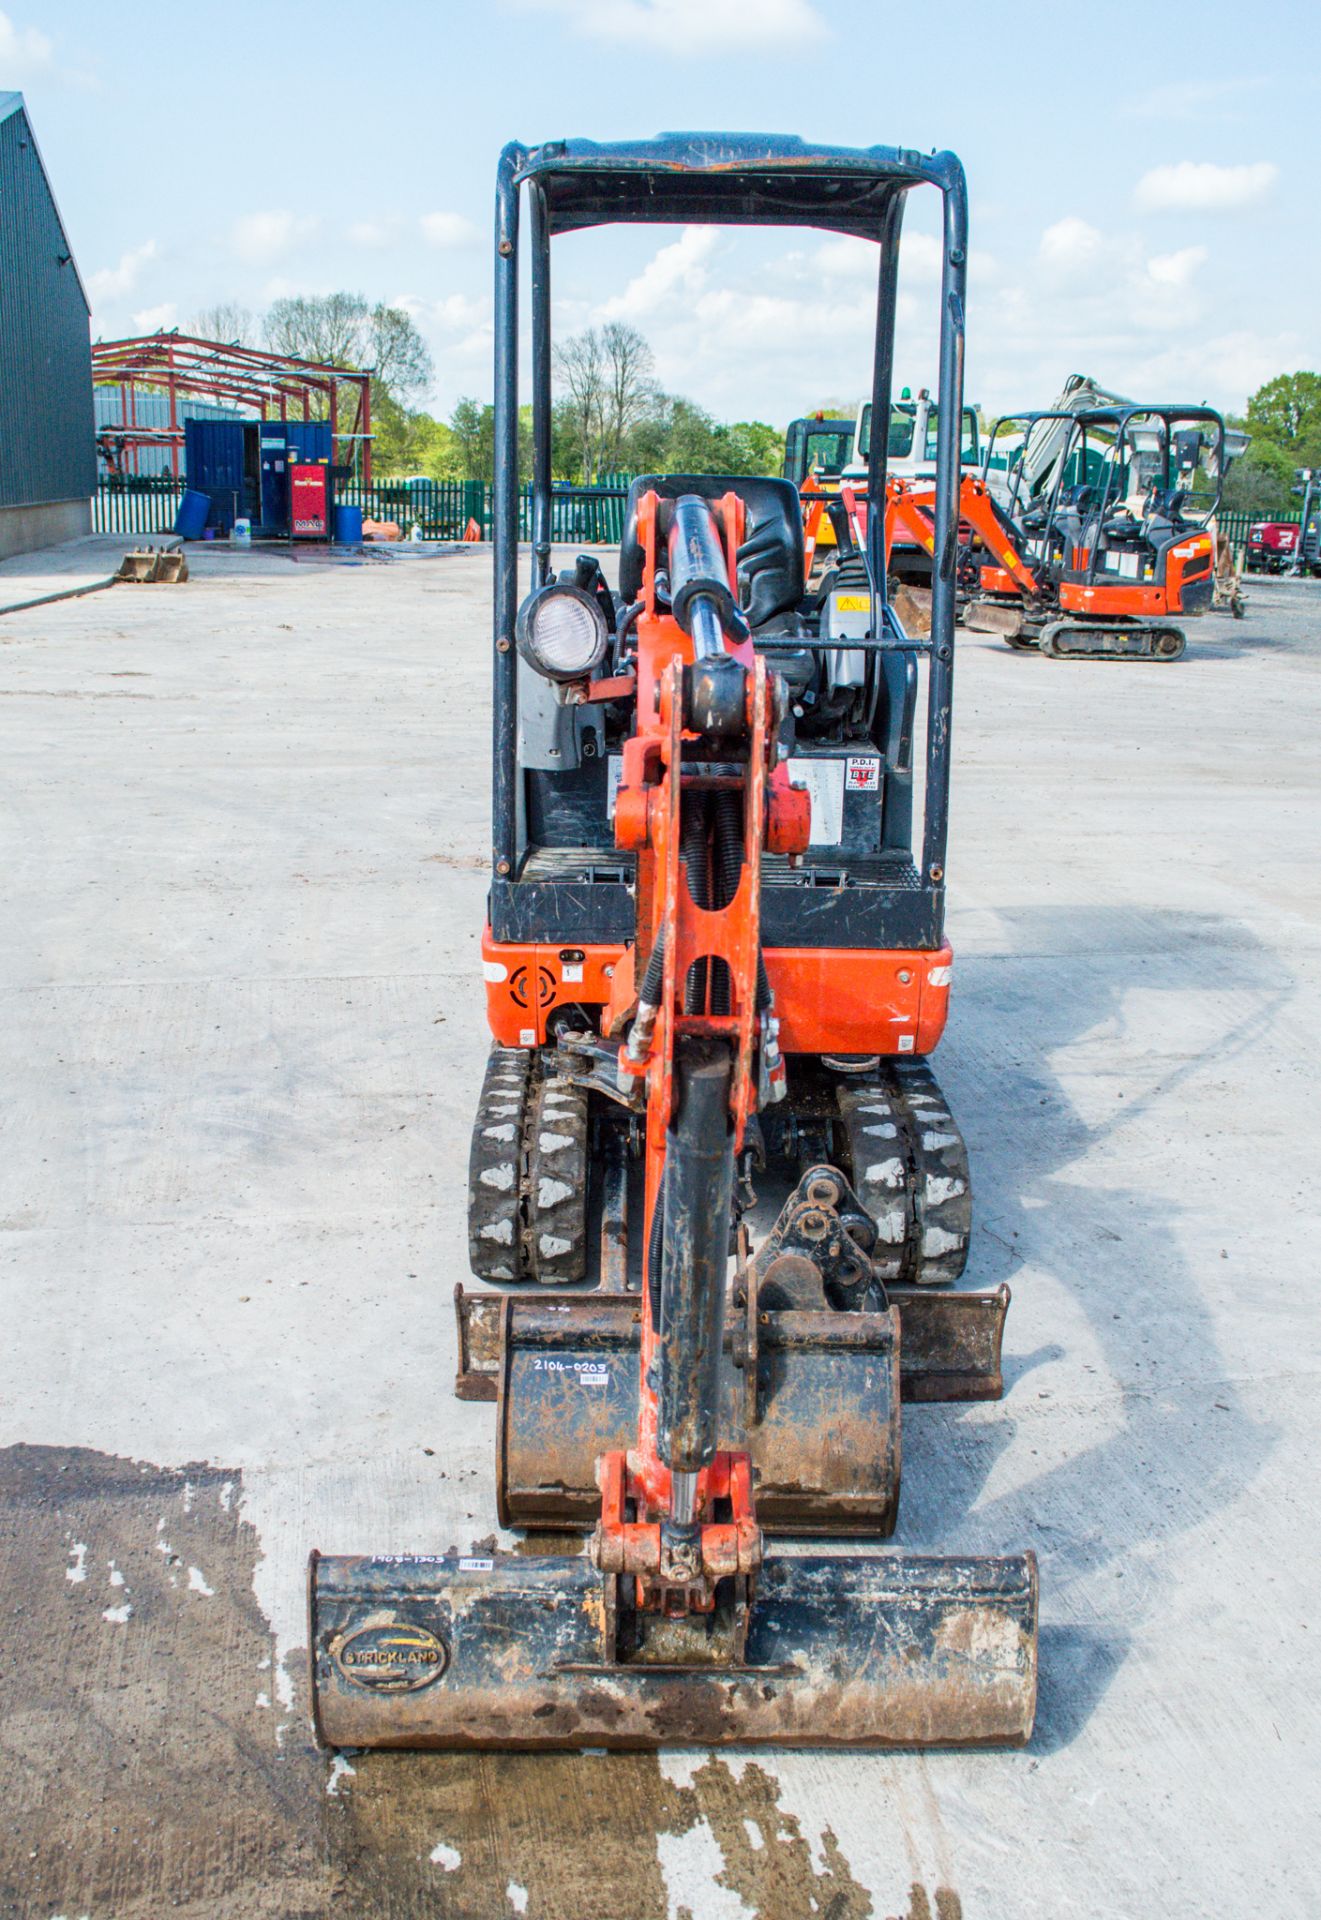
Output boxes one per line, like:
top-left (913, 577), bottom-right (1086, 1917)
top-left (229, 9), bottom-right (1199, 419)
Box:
top-left (7, 0), bottom-right (1319, 423)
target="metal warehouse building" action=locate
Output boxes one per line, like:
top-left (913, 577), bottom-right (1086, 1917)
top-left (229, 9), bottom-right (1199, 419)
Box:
top-left (0, 92), bottom-right (95, 559)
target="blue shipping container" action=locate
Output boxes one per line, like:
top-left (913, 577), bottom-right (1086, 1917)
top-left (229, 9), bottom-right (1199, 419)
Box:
top-left (186, 416), bottom-right (332, 534)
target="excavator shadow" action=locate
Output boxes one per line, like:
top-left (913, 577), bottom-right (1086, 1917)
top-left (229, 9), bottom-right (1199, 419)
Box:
top-left (895, 903), bottom-right (1288, 1744)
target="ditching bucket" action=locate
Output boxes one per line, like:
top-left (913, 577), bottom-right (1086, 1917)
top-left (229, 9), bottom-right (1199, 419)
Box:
top-left (310, 1547), bottom-right (1038, 1751)
top-left (496, 1296), bottom-right (902, 1534)
top-left (452, 1282), bottom-right (1009, 1535)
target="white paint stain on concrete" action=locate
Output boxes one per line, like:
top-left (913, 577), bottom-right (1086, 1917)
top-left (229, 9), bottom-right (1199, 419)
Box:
top-left (657, 1819), bottom-right (755, 1920)
top-left (188, 1566), bottom-right (215, 1596)
top-left (506, 1882), bottom-right (528, 1914)
top-left (65, 1542), bottom-right (87, 1584)
top-left (326, 1754), bottom-right (356, 1797)
top-left (274, 1653), bottom-right (294, 1711)
top-left (102, 1603), bottom-right (132, 1625)
top-left (429, 1842), bottom-right (462, 1871)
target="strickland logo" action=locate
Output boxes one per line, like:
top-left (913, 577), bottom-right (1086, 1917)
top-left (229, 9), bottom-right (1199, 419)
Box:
top-left (333, 1621), bottom-right (449, 1692)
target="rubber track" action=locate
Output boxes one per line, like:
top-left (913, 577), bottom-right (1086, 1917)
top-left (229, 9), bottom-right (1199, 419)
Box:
top-left (467, 1047), bottom-right (534, 1281)
top-left (837, 1061), bottom-right (972, 1287)
top-left (467, 1049), bottom-right (590, 1285)
top-left (835, 1080), bottom-right (909, 1285)
top-left (1039, 620), bottom-right (1185, 661)
top-left (887, 1059), bottom-right (972, 1286)
top-left (523, 1075), bottom-right (589, 1284)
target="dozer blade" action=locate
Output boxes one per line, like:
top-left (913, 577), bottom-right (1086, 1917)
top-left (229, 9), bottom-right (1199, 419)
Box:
top-left (454, 1281), bottom-right (1010, 1406)
top-left (309, 1547), bottom-right (1038, 1751)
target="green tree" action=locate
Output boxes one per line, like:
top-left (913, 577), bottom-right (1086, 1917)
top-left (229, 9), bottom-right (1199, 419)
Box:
top-left (449, 397), bottom-right (492, 482)
top-left (447, 398), bottom-right (532, 483)
top-left (371, 395), bottom-right (460, 479)
top-left (367, 304), bottom-right (433, 404)
top-left (263, 292), bottom-right (433, 412)
top-left (266, 292), bottom-right (369, 367)
top-left (1221, 434), bottom-right (1298, 517)
top-left (554, 323), bottom-right (656, 480)
top-left (1246, 371), bottom-right (1321, 449)
top-left (721, 420), bottom-right (784, 475)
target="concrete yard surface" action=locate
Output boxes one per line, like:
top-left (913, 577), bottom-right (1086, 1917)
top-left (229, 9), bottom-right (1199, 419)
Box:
top-left (0, 542), bottom-right (1318, 1919)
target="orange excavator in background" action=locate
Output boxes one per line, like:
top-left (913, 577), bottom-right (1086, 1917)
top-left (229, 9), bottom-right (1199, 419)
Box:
top-left (814, 404), bottom-right (1232, 662)
top-left (963, 404), bottom-right (1231, 660)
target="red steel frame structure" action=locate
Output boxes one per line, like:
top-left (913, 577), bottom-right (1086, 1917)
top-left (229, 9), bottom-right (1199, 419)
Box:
top-left (91, 333), bottom-right (373, 483)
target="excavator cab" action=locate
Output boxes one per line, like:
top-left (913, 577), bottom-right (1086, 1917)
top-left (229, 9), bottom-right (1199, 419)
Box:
top-left (310, 134), bottom-right (1038, 1753)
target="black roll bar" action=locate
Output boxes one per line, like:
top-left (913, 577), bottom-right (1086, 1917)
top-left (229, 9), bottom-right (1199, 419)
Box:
top-left (491, 135), bottom-right (969, 895)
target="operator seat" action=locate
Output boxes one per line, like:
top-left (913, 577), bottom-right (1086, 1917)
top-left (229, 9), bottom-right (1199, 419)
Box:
top-left (618, 474), bottom-right (805, 629)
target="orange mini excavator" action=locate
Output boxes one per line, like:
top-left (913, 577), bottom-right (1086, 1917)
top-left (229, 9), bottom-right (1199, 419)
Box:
top-left (963, 404), bottom-right (1230, 660)
top-left (310, 135), bottom-right (1038, 1753)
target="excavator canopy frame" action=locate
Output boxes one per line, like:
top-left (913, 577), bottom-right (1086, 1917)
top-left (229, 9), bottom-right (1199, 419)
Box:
top-left (490, 133), bottom-right (970, 912)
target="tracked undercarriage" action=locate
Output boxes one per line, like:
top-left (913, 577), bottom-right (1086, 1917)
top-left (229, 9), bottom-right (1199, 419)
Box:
top-left (468, 1043), bottom-right (972, 1291)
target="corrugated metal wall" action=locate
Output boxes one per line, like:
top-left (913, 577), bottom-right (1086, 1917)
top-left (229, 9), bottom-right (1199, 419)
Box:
top-left (0, 98), bottom-right (96, 509)
top-left (94, 388), bottom-right (240, 476)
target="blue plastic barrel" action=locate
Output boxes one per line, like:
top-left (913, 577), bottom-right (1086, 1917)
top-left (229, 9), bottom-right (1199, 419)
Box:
top-left (174, 488), bottom-right (211, 540)
top-left (334, 504), bottom-right (364, 545)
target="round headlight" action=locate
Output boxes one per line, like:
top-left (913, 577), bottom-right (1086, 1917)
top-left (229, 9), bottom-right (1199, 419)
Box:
top-left (516, 584), bottom-right (609, 681)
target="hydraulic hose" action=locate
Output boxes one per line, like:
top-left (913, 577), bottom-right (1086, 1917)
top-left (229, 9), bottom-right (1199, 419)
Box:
top-left (712, 792), bottom-right (771, 1012)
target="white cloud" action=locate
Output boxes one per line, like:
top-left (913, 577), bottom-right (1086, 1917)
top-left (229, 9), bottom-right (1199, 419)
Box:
top-left (0, 9), bottom-right (51, 78)
top-left (1133, 160), bottom-right (1277, 212)
top-left (1145, 245), bottom-right (1208, 289)
top-left (132, 301), bottom-right (178, 333)
top-left (230, 209), bottom-right (319, 264)
top-left (517, 0), bottom-right (826, 52)
top-left (433, 292), bottom-right (490, 332)
top-left (599, 226), bottom-right (719, 321)
top-left (1039, 216), bottom-right (1103, 273)
top-left (88, 239), bottom-right (158, 305)
top-left (348, 216), bottom-right (403, 249)
top-left (420, 211), bottom-right (477, 249)
top-left (812, 236), bottom-right (876, 280)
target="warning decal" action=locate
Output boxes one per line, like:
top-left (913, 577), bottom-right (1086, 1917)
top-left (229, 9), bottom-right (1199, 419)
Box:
top-left (845, 756), bottom-right (881, 792)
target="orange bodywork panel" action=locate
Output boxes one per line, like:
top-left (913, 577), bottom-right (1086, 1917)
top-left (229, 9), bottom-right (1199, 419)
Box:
top-left (483, 925), bottom-right (953, 1058)
top-left (482, 926), bottom-right (623, 1045)
top-left (765, 944), bottom-right (952, 1056)
top-left (1058, 534), bottom-right (1213, 617)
